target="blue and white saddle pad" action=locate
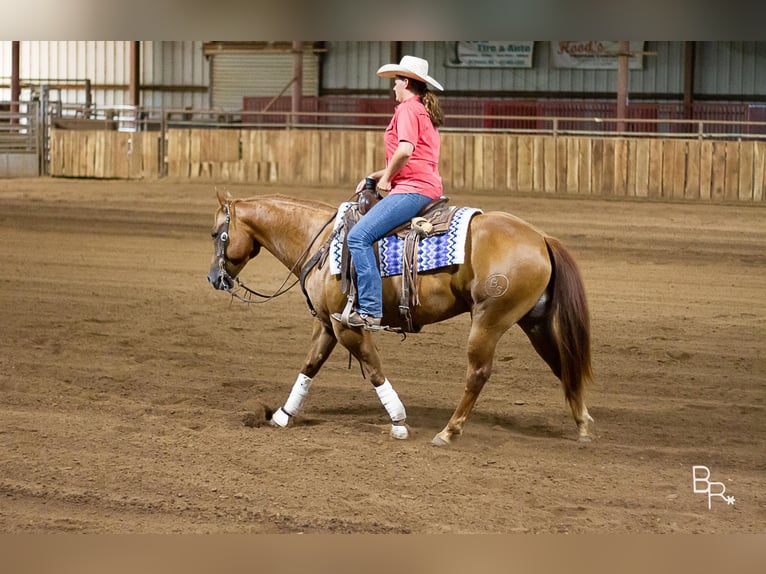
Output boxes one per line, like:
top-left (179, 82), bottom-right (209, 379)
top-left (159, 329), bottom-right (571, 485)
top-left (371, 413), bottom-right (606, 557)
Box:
top-left (329, 202), bottom-right (483, 278)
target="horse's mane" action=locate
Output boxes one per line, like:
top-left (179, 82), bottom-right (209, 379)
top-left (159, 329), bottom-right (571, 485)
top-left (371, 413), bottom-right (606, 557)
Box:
top-left (228, 194), bottom-right (336, 229)
top-left (235, 194), bottom-right (335, 212)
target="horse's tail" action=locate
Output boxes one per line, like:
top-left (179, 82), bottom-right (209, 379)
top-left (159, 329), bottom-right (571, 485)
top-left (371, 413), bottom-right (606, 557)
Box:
top-left (544, 236), bottom-right (592, 407)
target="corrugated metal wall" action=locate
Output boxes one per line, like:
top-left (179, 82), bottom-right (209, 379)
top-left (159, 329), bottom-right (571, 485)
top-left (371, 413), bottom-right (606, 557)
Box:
top-left (2, 41), bottom-right (764, 108)
top-left (141, 41), bottom-right (209, 109)
top-left (0, 41), bottom-right (209, 109)
top-left (321, 41), bottom-right (765, 99)
top-left (695, 42), bottom-right (766, 97)
top-left (321, 41), bottom-right (392, 91)
top-left (0, 41), bottom-right (131, 105)
top-left (210, 51), bottom-right (319, 111)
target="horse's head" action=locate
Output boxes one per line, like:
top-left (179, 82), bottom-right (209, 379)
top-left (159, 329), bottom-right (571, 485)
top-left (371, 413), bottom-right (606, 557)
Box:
top-left (207, 190), bottom-right (261, 291)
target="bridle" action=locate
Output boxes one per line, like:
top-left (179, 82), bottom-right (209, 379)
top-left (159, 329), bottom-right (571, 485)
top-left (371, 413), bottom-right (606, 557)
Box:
top-left (214, 202), bottom-right (292, 303)
top-left (213, 203), bottom-right (233, 282)
top-left (213, 202), bottom-right (336, 305)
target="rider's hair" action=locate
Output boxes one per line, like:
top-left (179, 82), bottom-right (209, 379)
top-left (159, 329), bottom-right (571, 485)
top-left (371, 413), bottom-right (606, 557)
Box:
top-left (398, 75), bottom-right (444, 128)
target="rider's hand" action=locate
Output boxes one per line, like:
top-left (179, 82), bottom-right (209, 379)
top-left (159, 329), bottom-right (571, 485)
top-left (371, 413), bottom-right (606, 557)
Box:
top-left (376, 177), bottom-right (392, 193)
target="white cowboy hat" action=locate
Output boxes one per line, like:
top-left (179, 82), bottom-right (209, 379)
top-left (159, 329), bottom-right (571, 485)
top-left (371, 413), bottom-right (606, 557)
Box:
top-left (376, 55), bottom-right (444, 92)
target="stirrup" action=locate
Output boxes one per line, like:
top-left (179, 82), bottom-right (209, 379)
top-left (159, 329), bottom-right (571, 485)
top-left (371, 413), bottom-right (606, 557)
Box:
top-left (331, 310), bottom-right (385, 331)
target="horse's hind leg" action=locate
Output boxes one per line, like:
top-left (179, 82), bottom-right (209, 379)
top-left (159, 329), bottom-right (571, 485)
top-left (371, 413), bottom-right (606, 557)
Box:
top-left (270, 318), bottom-right (338, 427)
top-left (519, 307), bottom-right (593, 441)
top-left (432, 314), bottom-right (507, 446)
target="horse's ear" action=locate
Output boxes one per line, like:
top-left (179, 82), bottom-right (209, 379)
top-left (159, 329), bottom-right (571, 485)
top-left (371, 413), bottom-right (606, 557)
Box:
top-left (216, 188), bottom-right (232, 207)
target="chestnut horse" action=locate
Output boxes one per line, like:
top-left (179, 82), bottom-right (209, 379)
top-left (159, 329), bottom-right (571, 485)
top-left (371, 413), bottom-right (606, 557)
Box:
top-left (207, 190), bottom-right (593, 445)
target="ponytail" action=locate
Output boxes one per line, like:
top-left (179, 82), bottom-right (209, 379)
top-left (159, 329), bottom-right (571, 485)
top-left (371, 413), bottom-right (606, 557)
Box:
top-left (401, 76), bottom-right (444, 128)
top-left (422, 91), bottom-right (444, 128)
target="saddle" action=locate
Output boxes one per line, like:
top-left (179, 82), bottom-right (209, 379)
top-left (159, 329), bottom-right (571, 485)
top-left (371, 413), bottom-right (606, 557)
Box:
top-left (300, 194), bottom-right (457, 333)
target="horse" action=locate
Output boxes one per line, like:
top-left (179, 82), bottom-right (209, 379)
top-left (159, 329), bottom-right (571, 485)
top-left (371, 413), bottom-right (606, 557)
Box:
top-left (207, 189), bottom-right (593, 445)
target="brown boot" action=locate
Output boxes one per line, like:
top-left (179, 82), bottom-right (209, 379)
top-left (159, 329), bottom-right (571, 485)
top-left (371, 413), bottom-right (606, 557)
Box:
top-left (331, 310), bottom-right (384, 331)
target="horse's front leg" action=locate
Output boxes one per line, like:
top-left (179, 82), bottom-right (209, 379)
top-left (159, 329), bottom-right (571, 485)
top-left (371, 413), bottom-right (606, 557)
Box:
top-left (335, 327), bottom-right (409, 440)
top-left (270, 318), bottom-right (337, 428)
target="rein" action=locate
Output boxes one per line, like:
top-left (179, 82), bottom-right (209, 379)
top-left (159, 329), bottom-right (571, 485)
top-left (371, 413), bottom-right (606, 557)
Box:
top-left (216, 202), bottom-right (337, 305)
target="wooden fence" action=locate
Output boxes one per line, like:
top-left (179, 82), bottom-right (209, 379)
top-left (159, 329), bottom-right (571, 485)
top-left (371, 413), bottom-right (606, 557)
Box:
top-left (50, 129), bottom-right (160, 179)
top-left (49, 128), bottom-right (766, 202)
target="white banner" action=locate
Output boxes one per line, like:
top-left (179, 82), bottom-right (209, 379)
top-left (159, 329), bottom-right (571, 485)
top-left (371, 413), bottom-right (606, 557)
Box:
top-left (551, 41), bottom-right (645, 70)
top-left (445, 41), bottom-right (534, 68)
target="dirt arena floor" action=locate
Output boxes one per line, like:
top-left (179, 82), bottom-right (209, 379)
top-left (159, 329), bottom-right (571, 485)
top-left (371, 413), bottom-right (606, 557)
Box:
top-left (0, 177), bottom-right (763, 534)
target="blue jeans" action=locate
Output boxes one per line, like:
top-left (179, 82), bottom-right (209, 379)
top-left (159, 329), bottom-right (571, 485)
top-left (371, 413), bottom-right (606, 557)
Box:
top-left (347, 193), bottom-right (433, 317)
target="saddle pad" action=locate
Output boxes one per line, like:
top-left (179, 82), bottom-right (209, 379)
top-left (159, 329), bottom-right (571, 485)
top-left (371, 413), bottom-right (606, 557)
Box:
top-left (330, 203), bottom-right (482, 277)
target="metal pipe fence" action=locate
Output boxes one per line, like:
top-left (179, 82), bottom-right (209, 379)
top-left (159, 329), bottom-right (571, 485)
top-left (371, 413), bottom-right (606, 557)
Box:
top-left (49, 101), bottom-right (766, 141)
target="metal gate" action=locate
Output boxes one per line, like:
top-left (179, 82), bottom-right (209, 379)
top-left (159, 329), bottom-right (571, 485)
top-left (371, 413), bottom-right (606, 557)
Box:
top-left (0, 100), bottom-right (42, 177)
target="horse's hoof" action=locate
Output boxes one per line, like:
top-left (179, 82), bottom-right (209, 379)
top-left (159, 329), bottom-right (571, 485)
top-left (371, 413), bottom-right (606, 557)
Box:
top-left (431, 435), bottom-right (449, 446)
top-left (269, 407), bottom-right (290, 428)
top-left (578, 435), bottom-right (592, 443)
top-left (390, 424), bottom-right (409, 440)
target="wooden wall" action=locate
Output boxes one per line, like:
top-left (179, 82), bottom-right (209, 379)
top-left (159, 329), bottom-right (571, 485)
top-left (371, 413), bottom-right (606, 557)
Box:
top-left (164, 129), bottom-right (386, 187)
top-left (50, 129), bottom-right (160, 179)
top-left (49, 128), bottom-right (766, 202)
top-left (443, 134), bottom-right (766, 202)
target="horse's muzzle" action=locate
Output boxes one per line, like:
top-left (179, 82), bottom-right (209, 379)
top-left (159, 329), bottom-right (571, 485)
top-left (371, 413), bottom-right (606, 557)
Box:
top-left (207, 268), bottom-right (233, 291)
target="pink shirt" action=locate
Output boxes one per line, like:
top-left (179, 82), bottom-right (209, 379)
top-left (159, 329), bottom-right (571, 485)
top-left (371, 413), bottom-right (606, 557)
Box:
top-left (384, 96), bottom-right (443, 200)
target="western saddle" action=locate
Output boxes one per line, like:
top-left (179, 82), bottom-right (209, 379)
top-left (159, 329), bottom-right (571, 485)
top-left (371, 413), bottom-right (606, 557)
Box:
top-left (300, 193), bottom-right (458, 333)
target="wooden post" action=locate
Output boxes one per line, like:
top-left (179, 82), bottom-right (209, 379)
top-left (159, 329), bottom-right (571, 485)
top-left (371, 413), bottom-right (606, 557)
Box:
top-left (11, 41), bottom-right (20, 124)
top-left (291, 41), bottom-right (303, 128)
top-left (683, 41), bottom-right (696, 120)
top-left (392, 41), bottom-right (402, 64)
top-left (616, 41), bottom-right (630, 133)
top-left (129, 41), bottom-right (141, 107)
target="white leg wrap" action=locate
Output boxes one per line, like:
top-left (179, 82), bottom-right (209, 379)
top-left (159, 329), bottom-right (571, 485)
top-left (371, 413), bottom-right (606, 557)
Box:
top-left (283, 373), bottom-right (313, 416)
top-left (375, 379), bottom-right (406, 422)
top-left (271, 373), bottom-right (313, 428)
